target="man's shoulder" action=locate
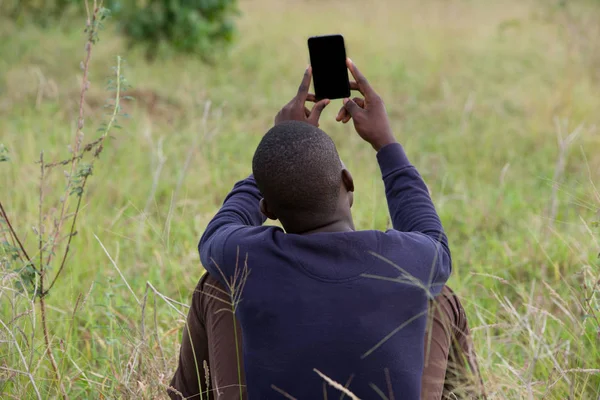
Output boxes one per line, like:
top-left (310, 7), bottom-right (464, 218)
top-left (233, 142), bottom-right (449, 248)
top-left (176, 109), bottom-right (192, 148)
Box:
top-left (219, 225), bottom-right (284, 253)
top-left (365, 229), bottom-right (442, 263)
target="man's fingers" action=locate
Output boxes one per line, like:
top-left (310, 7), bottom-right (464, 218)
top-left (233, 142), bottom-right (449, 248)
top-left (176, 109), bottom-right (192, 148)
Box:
top-left (296, 66), bottom-right (312, 101)
top-left (346, 58), bottom-right (376, 98)
top-left (306, 93), bottom-right (317, 102)
top-left (311, 98), bottom-right (330, 116)
top-left (337, 97), bottom-right (365, 123)
top-left (336, 106), bottom-right (347, 122)
top-left (344, 97), bottom-right (363, 123)
top-left (352, 97), bottom-right (365, 108)
top-left (346, 58), bottom-right (366, 84)
top-left (304, 107), bottom-right (311, 118)
top-left (349, 83), bottom-right (369, 102)
top-left (337, 97), bottom-right (364, 123)
top-left (343, 97), bottom-right (362, 117)
top-left (309, 98), bottom-right (330, 124)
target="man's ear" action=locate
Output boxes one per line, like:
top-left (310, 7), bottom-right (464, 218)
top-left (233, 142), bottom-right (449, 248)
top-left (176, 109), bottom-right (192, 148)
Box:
top-left (342, 169), bottom-right (354, 193)
top-left (341, 169), bottom-right (355, 208)
top-left (259, 198), bottom-right (278, 220)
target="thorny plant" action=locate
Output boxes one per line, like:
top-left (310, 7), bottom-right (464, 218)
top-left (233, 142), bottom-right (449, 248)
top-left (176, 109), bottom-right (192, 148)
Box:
top-left (0, 1), bottom-right (129, 398)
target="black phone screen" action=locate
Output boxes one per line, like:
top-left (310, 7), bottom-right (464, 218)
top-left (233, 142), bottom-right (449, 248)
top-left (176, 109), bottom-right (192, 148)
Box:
top-left (308, 35), bottom-right (350, 100)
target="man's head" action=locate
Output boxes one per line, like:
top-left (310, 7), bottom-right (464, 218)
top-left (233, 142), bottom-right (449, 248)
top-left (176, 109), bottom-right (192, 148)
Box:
top-left (252, 121), bottom-right (354, 234)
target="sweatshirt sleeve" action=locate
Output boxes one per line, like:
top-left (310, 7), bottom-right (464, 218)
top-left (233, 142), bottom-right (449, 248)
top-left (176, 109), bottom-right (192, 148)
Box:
top-left (377, 143), bottom-right (452, 294)
top-left (198, 175), bottom-right (267, 281)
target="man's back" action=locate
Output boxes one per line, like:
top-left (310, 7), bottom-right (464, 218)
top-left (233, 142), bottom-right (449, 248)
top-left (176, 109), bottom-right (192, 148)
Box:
top-left (232, 228), bottom-right (440, 398)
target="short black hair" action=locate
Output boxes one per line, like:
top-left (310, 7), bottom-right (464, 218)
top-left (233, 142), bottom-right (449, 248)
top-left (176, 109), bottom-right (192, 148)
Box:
top-left (252, 121), bottom-right (342, 219)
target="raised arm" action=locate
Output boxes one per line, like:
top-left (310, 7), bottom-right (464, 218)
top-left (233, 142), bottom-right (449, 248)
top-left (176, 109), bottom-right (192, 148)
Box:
top-left (337, 59), bottom-right (451, 290)
top-left (198, 175), bottom-right (266, 278)
top-left (376, 143), bottom-right (449, 254)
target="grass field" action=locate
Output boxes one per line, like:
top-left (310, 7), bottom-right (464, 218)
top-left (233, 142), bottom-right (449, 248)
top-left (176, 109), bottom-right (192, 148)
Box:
top-left (1, 0), bottom-right (600, 398)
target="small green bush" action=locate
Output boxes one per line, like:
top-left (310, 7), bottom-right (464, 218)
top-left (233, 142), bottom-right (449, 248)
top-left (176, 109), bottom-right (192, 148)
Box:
top-left (120, 0), bottom-right (238, 60)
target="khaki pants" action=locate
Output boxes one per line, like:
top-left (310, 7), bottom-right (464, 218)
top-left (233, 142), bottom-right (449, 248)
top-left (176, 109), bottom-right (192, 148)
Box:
top-left (169, 274), bottom-right (486, 399)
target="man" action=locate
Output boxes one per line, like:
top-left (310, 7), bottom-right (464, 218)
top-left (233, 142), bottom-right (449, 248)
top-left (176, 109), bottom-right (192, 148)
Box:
top-left (170, 59), bottom-right (485, 399)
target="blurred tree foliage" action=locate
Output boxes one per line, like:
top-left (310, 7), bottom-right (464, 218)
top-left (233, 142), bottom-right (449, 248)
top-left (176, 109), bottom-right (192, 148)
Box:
top-left (1, 0), bottom-right (239, 60)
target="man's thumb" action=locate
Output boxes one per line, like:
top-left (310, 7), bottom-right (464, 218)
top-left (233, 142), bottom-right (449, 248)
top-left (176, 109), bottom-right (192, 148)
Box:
top-left (343, 98), bottom-right (360, 116)
top-left (310, 99), bottom-right (330, 120)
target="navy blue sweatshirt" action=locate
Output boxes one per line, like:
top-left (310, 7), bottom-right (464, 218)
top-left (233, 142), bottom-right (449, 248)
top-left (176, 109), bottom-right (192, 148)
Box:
top-left (199, 143), bottom-right (451, 399)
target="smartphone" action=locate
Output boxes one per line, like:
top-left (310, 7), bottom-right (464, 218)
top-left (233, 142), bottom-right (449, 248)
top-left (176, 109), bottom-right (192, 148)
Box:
top-left (307, 34), bottom-right (351, 100)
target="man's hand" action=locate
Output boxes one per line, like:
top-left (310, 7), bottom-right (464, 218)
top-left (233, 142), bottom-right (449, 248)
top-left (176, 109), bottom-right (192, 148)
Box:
top-left (335, 59), bottom-right (397, 151)
top-left (275, 67), bottom-right (330, 127)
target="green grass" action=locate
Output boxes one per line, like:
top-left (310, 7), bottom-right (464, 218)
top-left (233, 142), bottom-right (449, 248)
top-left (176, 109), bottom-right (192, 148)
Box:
top-left (1, 0), bottom-right (600, 398)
